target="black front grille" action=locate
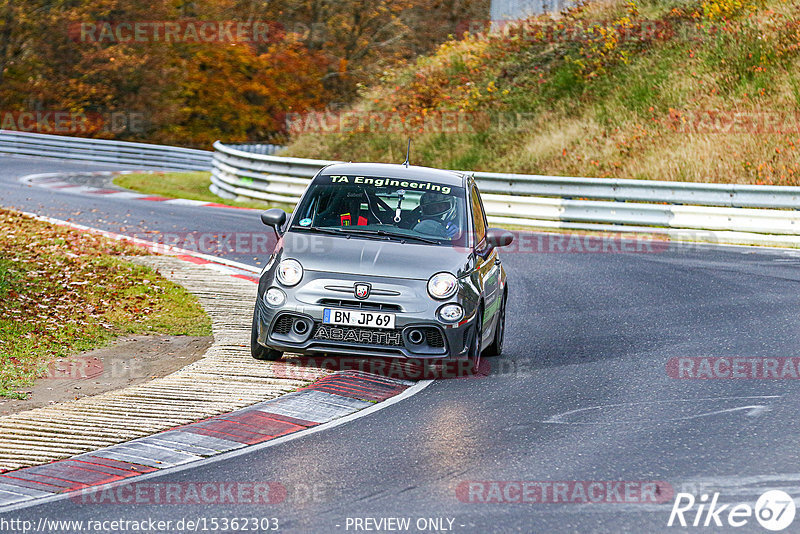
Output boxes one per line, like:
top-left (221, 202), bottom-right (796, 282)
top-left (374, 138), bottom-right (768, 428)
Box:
top-left (423, 328), bottom-right (445, 348)
top-left (318, 299), bottom-right (401, 312)
top-left (312, 325), bottom-right (404, 346)
top-left (272, 315), bottom-right (294, 335)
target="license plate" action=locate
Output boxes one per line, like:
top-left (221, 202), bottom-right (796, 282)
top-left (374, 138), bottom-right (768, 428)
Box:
top-left (323, 309), bottom-right (396, 329)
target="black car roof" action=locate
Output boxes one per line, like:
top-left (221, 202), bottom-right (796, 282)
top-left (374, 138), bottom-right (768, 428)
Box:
top-left (318, 163), bottom-right (468, 187)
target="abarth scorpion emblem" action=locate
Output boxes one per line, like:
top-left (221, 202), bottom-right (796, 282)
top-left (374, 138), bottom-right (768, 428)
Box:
top-left (354, 283), bottom-right (371, 300)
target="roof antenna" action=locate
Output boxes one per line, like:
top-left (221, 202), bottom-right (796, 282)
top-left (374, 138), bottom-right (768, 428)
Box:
top-left (403, 138), bottom-right (411, 168)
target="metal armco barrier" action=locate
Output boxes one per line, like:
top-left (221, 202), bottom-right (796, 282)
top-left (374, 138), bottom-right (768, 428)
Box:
top-left (0, 130), bottom-right (212, 171)
top-left (210, 141), bottom-right (330, 204)
top-left (224, 143), bottom-right (284, 156)
top-left (211, 141), bottom-right (800, 245)
top-left (2, 132), bottom-right (798, 245)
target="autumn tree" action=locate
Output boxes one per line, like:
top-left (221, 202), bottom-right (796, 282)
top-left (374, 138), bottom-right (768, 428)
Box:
top-left (164, 39), bottom-right (331, 145)
top-left (240, 0), bottom-right (490, 102)
top-left (0, 0), bottom-right (489, 146)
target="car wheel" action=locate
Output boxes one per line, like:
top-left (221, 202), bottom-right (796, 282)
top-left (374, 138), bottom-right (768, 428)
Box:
top-left (251, 308), bottom-right (283, 361)
top-left (485, 291), bottom-right (506, 357)
top-left (467, 305), bottom-right (483, 374)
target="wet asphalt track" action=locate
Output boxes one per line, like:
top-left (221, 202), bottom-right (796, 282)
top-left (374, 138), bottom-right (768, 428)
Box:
top-left (2, 155), bottom-right (800, 533)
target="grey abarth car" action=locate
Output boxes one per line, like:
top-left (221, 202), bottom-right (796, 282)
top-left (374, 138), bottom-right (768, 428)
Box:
top-left (251, 162), bottom-right (513, 369)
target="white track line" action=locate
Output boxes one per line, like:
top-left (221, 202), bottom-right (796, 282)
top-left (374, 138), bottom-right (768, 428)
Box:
top-left (0, 378), bottom-right (432, 513)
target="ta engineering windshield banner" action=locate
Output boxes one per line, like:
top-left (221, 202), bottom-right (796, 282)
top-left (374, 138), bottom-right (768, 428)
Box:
top-left (325, 175), bottom-right (453, 195)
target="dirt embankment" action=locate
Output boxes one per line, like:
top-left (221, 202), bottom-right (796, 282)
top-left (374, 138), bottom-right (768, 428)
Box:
top-left (0, 335), bottom-right (212, 416)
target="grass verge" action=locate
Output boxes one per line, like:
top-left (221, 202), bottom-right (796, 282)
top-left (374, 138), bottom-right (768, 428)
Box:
top-left (0, 208), bottom-right (212, 399)
top-left (284, 0), bottom-right (800, 186)
top-left (113, 171), bottom-right (290, 211)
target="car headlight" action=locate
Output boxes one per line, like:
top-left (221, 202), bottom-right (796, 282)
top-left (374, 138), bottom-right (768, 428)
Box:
top-left (277, 259), bottom-right (303, 287)
top-left (428, 272), bottom-right (457, 299)
top-left (438, 303), bottom-right (464, 323)
top-left (265, 287), bottom-right (286, 307)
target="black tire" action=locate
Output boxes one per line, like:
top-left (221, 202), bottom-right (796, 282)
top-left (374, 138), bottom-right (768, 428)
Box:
top-left (466, 305), bottom-right (483, 374)
top-left (251, 308), bottom-right (283, 361)
top-left (484, 291), bottom-right (506, 357)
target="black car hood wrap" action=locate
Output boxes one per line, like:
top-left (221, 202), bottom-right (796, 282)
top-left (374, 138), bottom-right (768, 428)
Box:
top-left (282, 232), bottom-right (469, 280)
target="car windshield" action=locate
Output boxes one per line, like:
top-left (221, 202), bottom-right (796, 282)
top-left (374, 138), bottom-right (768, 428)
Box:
top-left (290, 174), bottom-right (468, 247)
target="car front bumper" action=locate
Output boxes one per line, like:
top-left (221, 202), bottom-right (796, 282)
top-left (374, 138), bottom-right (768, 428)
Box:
top-left (254, 272), bottom-right (476, 360)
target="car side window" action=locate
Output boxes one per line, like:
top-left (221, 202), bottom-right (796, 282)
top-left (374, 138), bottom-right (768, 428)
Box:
top-left (470, 185), bottom-right (487, 245)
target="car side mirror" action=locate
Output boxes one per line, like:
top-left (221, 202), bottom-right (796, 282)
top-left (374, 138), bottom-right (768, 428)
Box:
top-left (261, 208), bottom-right (287, 240)
top-left (261, 208), bottom-right (287, 229)
top-left (486, 228), bottom-right (514, 249)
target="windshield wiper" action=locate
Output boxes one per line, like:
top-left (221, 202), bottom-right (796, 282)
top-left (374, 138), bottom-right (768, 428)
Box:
top-left (339, 228), bottom-right (441, 245)
top-left (378, 231), bottom-right (441, 244)
top-left (292, 226), bottom-right (344, 236)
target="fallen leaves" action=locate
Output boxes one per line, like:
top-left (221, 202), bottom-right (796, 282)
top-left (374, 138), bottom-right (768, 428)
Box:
top-left (0, 208), bottom-right (210, 398)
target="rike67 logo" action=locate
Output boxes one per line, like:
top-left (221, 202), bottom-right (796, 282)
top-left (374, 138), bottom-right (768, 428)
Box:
top-left (668, 490), bottom-right (796, 531)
